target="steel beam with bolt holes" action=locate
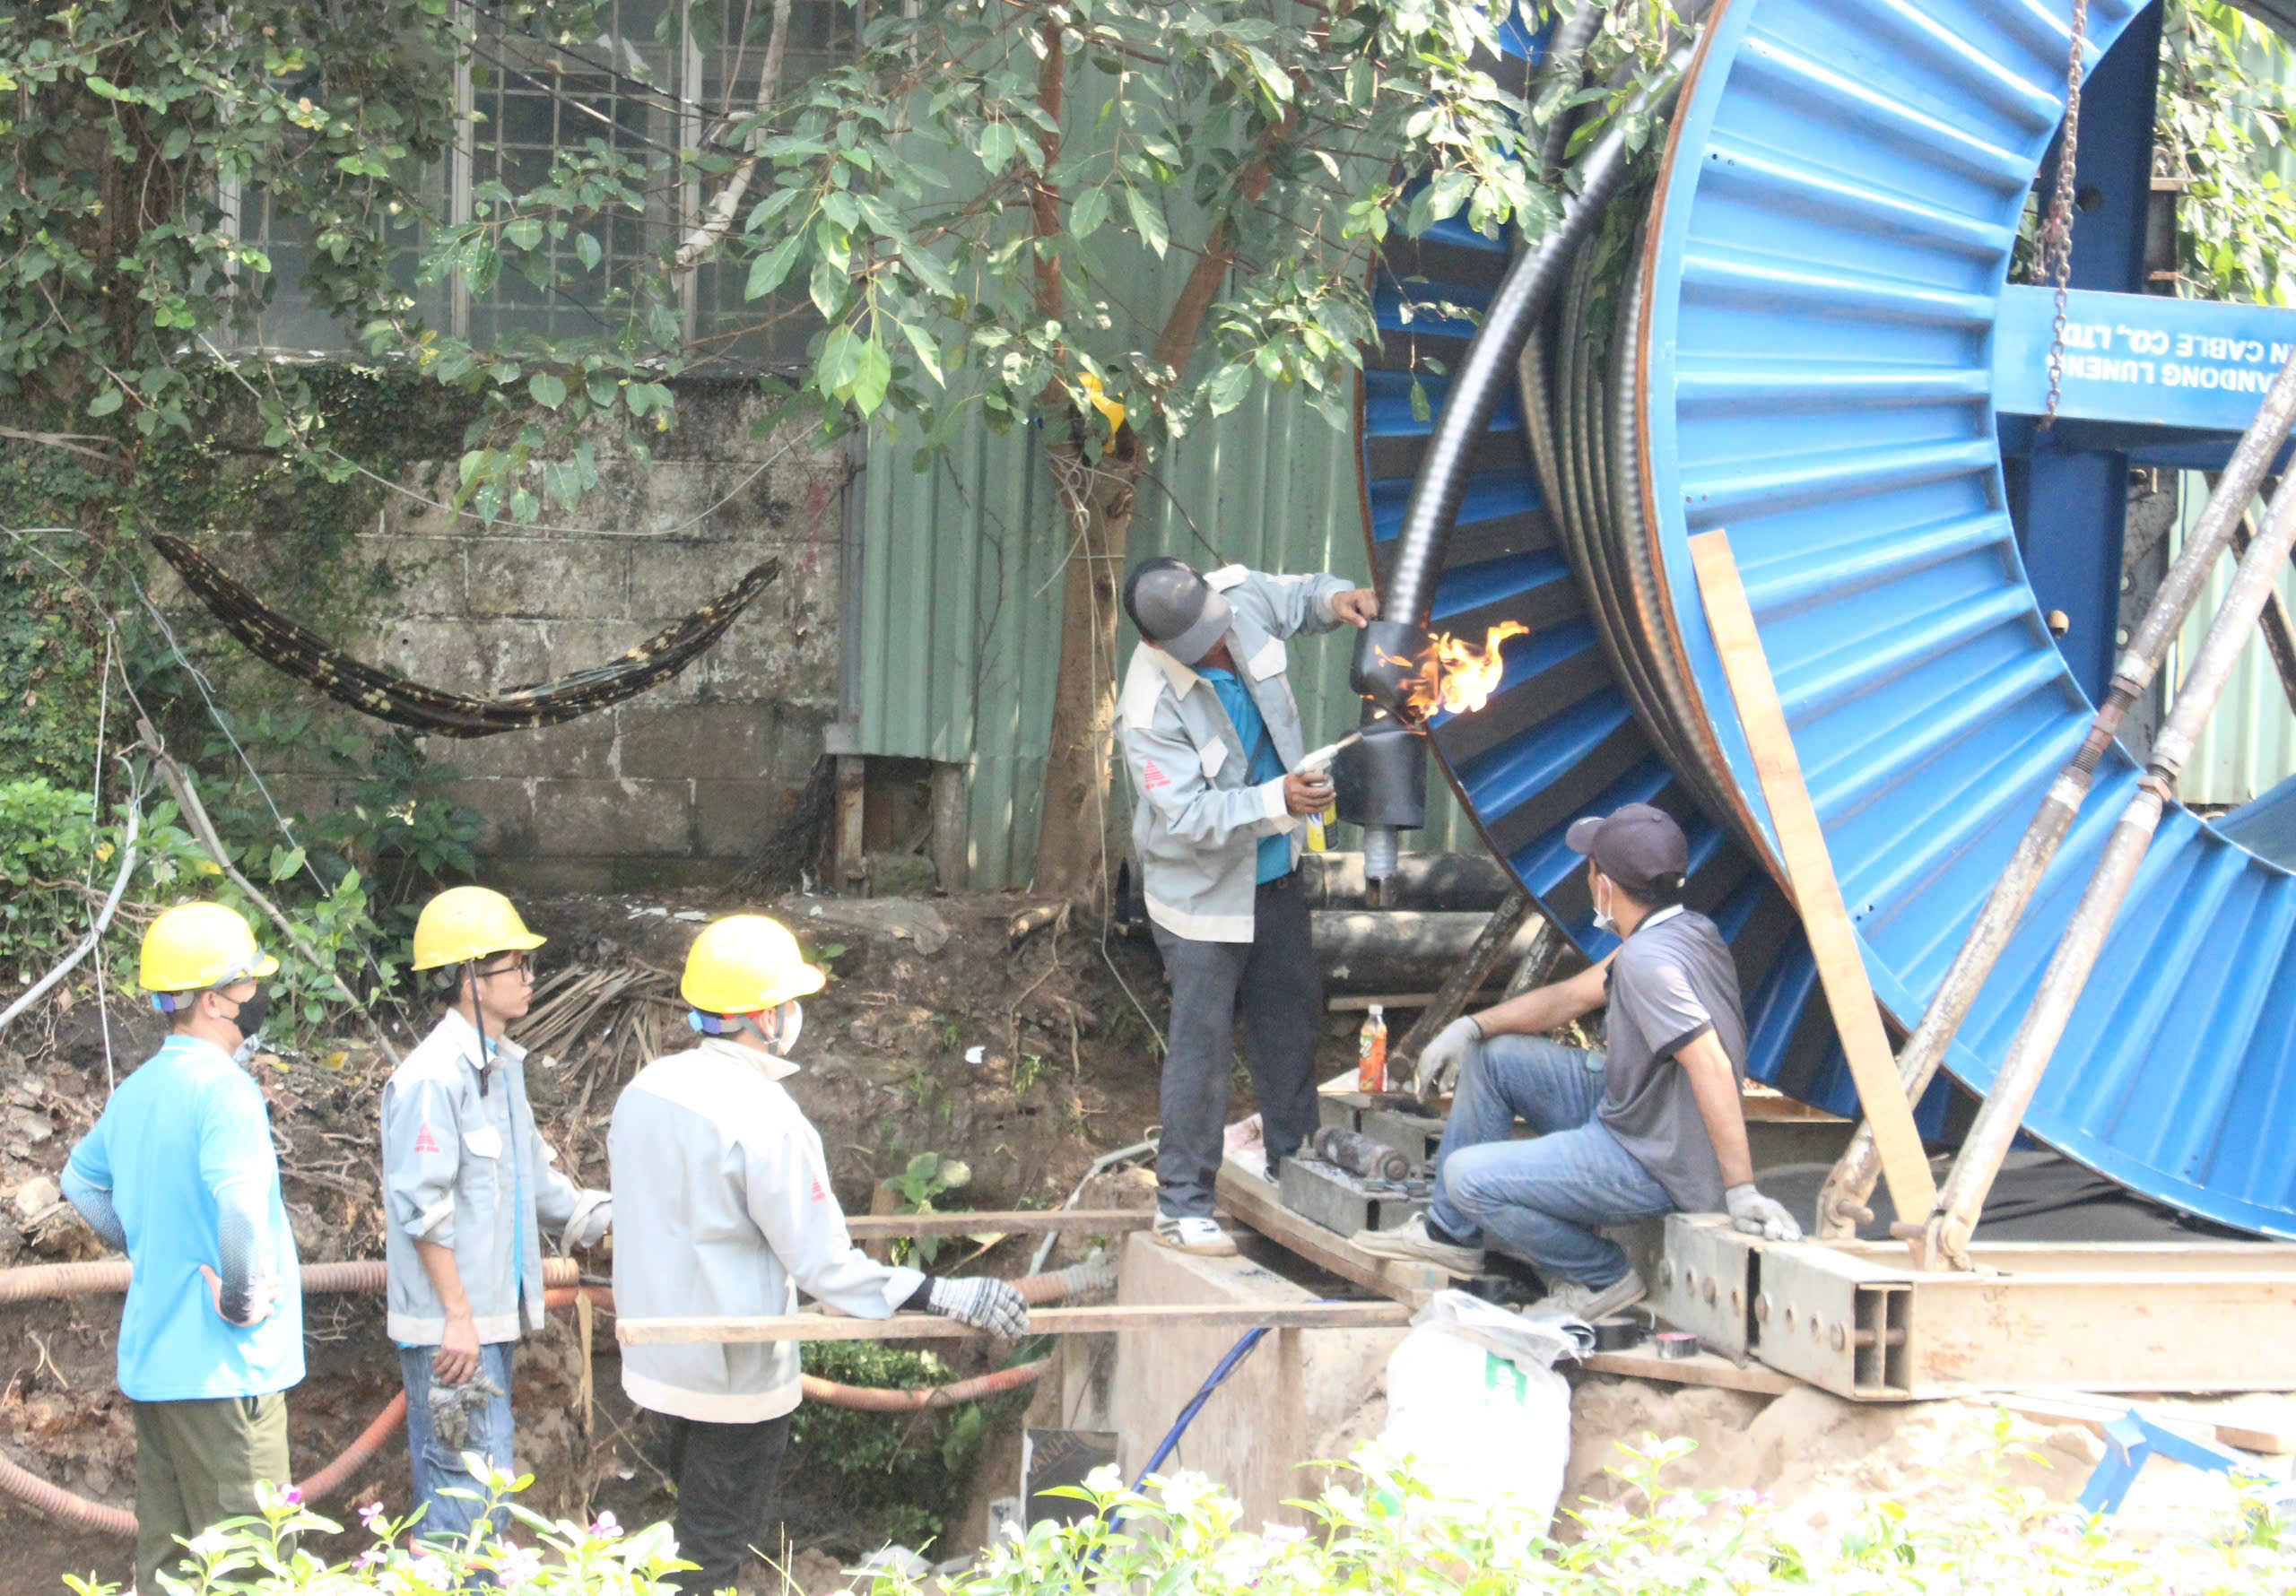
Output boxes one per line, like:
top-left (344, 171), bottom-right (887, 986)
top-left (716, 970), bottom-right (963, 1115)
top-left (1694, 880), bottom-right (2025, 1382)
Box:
top-left (1650, 1216), bottom-right (2296, 1401)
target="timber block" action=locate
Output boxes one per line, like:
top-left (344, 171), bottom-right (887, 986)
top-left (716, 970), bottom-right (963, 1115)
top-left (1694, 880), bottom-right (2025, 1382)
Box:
top-left (1280, 1156), bottom-right (1429, 1237)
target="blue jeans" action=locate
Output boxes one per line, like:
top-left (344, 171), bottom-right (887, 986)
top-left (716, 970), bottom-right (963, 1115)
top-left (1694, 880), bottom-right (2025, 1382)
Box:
top-left (398, 1341), bottom-right (517, 1548)
top-left (1428, 1037), bottom-right (1675, 1290)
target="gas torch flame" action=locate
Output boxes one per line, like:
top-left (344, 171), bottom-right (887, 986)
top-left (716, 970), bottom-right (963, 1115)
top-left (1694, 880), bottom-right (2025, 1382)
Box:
top-left (1376, 621), bottom-right (1527, 719)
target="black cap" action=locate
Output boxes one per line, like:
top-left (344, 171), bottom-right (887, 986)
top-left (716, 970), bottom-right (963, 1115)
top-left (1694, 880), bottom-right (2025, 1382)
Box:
top-left (1565, 802), bottom-right (1689, 899)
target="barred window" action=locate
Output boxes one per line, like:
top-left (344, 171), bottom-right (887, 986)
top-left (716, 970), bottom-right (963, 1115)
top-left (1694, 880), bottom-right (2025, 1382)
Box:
top-left (226, 0), bottom-right (856, 369)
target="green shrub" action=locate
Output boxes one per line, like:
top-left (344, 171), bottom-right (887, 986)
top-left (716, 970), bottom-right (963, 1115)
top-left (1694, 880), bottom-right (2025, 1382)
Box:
top-left (789, 1340), bottom-right (1025, 1552)
top-left (72, 1430), bottom-right (2296, 1596)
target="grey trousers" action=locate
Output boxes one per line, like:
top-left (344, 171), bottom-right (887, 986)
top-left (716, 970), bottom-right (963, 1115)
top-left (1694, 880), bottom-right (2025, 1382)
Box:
top-left (1151, 871), bottom-right (1324, 1219)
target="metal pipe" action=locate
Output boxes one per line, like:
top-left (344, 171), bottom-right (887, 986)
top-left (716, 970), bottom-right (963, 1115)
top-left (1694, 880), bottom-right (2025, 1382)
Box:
top-left (1916, 465), bottom-right (2296, 1269)
top-left (1816, 347), bottom-right (2296, 1236)
top-left (1372, 53), bottom-right (1691, 634)
top-left (1352, 51), bottom-right (1692, 896)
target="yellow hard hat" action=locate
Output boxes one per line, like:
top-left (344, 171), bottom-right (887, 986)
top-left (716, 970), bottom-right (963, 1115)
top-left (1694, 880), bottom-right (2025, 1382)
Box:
top-left (139, 902), bottom-right (280, 993)
top-left (411, 886), bottom-right (547, 971)
top-left (681, 915), bottom-right (824, 1014)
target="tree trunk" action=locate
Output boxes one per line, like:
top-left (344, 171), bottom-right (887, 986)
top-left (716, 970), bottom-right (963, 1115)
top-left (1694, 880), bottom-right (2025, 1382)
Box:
top-left (1031, 442), bottom-right (1139, 902)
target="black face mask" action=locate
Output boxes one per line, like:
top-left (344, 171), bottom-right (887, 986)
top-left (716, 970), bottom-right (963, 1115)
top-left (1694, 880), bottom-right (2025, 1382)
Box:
top-left (227, 984), bottom-right (271, 1040)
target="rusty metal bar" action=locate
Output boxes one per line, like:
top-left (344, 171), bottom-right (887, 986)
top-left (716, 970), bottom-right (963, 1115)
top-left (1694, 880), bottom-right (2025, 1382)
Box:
top-left (1912, 466), bottom-right (2296, 1269)
top-left (1815, 349), bottom-right (2296, 1238)
top-left (2229, 509), bottom-right (2296, 719)
top-left (1389, 889), bottom-right (1534, 1075)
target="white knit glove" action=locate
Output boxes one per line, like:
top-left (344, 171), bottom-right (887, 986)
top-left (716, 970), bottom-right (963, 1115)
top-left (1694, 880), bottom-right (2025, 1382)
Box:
top-left (1726, 1184), bottom-right (1803, 1243)
top-left (927, 1276), bottom-right (1031, 1337)
top-left (1413, 1017), bottom-right (1481, 1105)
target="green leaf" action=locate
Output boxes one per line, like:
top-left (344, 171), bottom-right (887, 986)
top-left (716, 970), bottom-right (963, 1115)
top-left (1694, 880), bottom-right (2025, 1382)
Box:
top-left (849, 338), bottom-right (891, 414)
top-left (1124, 186), bottom-right (1170, 258)
top-left (529, 373), bottom-right (567, 409)
top-left (1070, 185), bottom-right (1110, 239)
top-left (87, 389), bottom-right (123, 417)
top-left (504, 218), bottom-right (544, 251)
top-left (574, 232), bottom-right (603, 272)
top-left (744, 230), bottom-right (806, 300)
top-left (810, 255), bottom-right (846, 320)
top-left (900, 321), bottom-right (946, 386)
top-left (978, 119), bottom-right (1017, 172)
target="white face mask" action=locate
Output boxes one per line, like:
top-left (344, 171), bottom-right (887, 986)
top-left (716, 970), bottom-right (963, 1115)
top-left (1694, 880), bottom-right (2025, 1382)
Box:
top-left (1591, 874), bottom-right (1616, 937)
top-left (767, 1001), bottom-right (803, 1055)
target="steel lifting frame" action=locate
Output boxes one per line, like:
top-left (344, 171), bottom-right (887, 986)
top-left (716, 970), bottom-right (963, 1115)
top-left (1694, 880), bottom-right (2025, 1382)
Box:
top-left (1649, 1216), bottom-right (2296, 1401)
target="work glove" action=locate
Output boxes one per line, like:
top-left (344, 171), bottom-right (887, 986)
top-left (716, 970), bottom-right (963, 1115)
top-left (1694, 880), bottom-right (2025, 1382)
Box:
top-left (927, 1276), bottom-right (1031, 1337)
top-left (561, 1191), bottom-right (613, 1253)
top-left (1412, 1017), bottom-right (1481, 1106)
top-left (1726, 1184), bottom-right (1804, 1243)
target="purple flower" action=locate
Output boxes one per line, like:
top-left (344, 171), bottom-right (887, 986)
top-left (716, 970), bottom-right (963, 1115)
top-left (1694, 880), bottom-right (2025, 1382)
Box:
top-left (360, 1502), bottom-right (387, 1531)
top-left (284, 1488), bottom-right (304, 1506)
top-left (589, 1510), bottom-right (620, 1539)
top-left (356, 1548), bottom-right (388, 1570)
top-left (494, 1543), bottom-right (544, 1586)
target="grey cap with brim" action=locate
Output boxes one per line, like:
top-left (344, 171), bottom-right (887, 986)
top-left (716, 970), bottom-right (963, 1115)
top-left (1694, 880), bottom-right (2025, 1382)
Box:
top-left (1161, 588), bottom-right (1232, 664)
top-left (1566, 802), bottom-right (1689, 898)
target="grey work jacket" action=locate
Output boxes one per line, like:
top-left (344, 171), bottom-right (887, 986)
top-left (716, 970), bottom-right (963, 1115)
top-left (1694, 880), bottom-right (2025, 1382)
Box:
top-left (1118, 565), bottom-right (1352, 941)
top-left (380, 1011), bottom-right (609, 1346)
top-left (609, 1037), bottom-right (923, 1424)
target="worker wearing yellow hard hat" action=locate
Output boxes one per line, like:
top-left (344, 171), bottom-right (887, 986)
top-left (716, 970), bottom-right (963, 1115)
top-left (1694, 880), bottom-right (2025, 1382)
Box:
top-left (61, 902), bottom-right (301, 1594)
top-left (379, 886), bottom-right (609, 1548)
top-left (609, 914), bottom-right (1029, 1595)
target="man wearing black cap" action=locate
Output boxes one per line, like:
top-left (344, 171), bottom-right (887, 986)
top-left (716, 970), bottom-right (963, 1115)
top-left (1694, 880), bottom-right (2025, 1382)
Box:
top-left (1116, 556), bottom-right (1379, 1255)
top-left (1353, 802), bottom-right (1801, 1318)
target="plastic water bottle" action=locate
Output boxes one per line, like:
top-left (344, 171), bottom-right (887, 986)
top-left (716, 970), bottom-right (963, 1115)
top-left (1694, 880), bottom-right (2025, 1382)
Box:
top-left (1357, 1003), bottom-right (1388, 1094)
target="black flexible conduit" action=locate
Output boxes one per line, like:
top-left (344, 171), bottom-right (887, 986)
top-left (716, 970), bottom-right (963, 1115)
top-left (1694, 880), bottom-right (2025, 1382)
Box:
top-left (1370, 47), bottom-right (1692, 635)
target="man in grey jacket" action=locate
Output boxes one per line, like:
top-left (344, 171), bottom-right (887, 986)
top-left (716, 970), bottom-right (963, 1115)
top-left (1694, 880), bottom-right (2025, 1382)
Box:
top-left (1117, 557), bottom-right (1378, 1255)
top-left (381, 887), bottom-right (611, 1546)
top-left (612, 915), bottom-right (1027, 1594)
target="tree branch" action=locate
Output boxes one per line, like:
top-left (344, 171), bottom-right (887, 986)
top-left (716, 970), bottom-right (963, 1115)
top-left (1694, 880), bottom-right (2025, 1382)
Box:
top-left (1151, 103), bottom-right (1295, 378)
top-left (673, 0), bottom-right (794, 278)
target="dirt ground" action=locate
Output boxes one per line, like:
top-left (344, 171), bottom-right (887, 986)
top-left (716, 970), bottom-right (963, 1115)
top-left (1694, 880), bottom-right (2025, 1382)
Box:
top-left (0, 888), bottom-right (1371, 1596)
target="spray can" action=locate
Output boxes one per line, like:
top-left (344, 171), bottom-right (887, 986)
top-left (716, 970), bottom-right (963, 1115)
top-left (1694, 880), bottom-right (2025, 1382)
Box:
top-left (1356, 1003), bottom-right (1388, 1094)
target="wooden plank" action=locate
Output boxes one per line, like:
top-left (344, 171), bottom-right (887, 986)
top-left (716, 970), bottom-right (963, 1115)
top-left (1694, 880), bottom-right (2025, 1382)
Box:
top-left (843, 1209), bottom-right (1154, 1240)
top-left (1987, 1392), bottom-right (2296, 1455)
top-left (1578, 1348), bottom-right (1800, 1396)
top-left (616, 1299), bottom-right (1414, 1345)
top-left (1215, 1157), bottom-right (1447, 1307)
top-left (1689, 530), bottom-right (1939, 1225)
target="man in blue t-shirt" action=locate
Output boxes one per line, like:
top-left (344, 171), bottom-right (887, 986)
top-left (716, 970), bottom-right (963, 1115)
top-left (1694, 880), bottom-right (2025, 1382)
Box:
top-left (62, 903), bottom-right (302, 1594)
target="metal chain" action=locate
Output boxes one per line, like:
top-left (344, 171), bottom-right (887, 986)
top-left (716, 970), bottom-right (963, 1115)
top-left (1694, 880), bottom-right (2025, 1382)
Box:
top-left (2039, 0), bottom-right (2090, 429)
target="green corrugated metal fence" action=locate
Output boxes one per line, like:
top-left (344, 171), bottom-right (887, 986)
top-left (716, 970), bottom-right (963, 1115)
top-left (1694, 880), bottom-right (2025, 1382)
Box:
top-left (853, 382), bottom-right (1476, 889)
top-left (2171, 471), bottom-right (2296, 806)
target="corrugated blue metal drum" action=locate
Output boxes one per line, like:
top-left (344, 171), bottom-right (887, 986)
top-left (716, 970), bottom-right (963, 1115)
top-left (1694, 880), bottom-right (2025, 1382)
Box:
top-left (1643, 0), bottom-right (2296, 1237)
top-left (1361, 13), bottom-right (1966, 1134)
top-left (1364, 0), bottom-right (2296, 1236)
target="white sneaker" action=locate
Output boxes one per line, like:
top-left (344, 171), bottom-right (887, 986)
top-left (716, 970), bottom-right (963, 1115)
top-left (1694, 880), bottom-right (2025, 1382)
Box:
top-left (1525, 1268), bottom-right (1646, 1323)
top-left (1154, 1214), bottom-right (1239, 1256)
top-left (1349, 1212), bottom-right (1484, 1275)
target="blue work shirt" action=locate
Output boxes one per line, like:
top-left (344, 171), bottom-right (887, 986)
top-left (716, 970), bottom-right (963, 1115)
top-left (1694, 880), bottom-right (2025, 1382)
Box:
top-left (64, 1036), bottom-right (304, 1402)
top-left (1200, 666), bottom-right (1293, 884)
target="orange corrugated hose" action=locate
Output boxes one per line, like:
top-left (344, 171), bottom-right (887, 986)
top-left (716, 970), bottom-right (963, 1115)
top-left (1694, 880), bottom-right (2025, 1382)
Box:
top-left (0, 1254), bottom-right (1094, 1536)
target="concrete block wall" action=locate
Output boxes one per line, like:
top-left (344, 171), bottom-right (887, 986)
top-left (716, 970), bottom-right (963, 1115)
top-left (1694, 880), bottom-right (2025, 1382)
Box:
top-left (181, 386), bottom-right (852, 891)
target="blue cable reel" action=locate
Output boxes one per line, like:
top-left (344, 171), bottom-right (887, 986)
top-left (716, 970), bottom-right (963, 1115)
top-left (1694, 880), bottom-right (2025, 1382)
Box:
top-left (1357, 0), bottom-right (2296, 1234)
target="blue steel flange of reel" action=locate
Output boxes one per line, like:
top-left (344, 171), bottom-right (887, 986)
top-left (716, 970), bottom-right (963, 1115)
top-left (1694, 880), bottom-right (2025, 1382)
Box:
top-left (1360, 0), bottom-right (2296, 1234)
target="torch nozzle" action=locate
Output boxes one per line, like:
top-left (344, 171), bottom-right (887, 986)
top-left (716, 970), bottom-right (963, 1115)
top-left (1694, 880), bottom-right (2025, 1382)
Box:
top-left (1293, 731), bottom-right (1364, 776)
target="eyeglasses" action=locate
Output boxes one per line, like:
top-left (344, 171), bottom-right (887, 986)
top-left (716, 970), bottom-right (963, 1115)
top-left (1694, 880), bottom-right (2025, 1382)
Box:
top-left (474, 953), bottom-right (535, 983)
